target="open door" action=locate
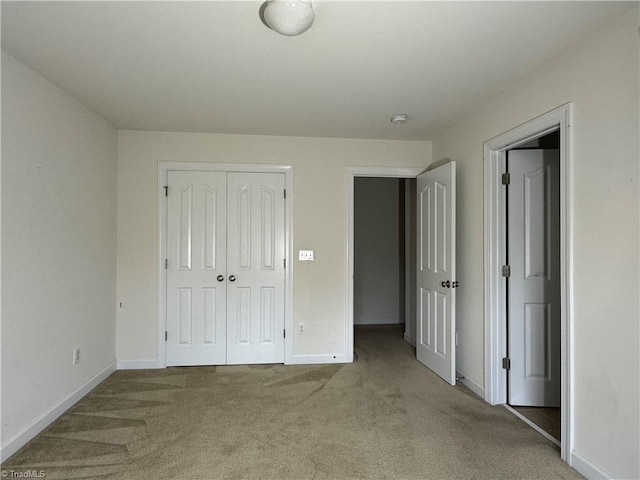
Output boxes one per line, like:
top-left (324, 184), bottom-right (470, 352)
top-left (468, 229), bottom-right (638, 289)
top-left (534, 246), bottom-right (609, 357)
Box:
top-left (416, 161), bottom-right (456, 385)
top-left (507, 149), bottom-right (560, 406)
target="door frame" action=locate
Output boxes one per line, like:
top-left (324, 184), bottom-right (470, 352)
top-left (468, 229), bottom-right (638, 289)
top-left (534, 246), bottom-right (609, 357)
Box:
top-left (345, 167), bottom-right (424, 362)
top-left (157, 162), bottom-right (294, 367)
top-left (483, 104), bottom-right (573, 461)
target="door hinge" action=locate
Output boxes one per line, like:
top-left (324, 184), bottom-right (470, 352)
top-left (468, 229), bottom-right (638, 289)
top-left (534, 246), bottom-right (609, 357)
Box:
top-left (283, 329), bottom-right (286, 338)
top-left (283, 258), bottom-right (286, 269)
top-left (165, 331), bottom-right (168, 341)
top-left (284, 189), bottom-right (287, 199)
top-left (502, 357), bottom-right (511, 370)
top-left (165, 258), bottom-right (168, 269)
top-left (501, 173), bottom-right (510, 185)
top-left (501, 265), bottom-right (511, 277)
top-left (164, 186), bottom-right (168, 196)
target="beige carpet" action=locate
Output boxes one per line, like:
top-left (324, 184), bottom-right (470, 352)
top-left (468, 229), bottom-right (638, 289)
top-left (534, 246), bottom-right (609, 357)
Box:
top-left (2, 325), bottom-right (581, 479)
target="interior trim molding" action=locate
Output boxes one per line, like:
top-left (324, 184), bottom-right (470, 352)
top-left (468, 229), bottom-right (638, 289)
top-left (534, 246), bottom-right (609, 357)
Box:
top-left (116, 360), bottom-right (163, 370)
top-left (0, 361), bottom-right (117, 463)
top-left (456, 371), bottom-right (485, 399)
top-left (290, 354), bottom-right (348, 364)
top-left (403, 332), bottom-right (416, 347)
top-left (483, 103), bottom-right (573, 463)
top-left (570, 449), bottom-right (613, 480)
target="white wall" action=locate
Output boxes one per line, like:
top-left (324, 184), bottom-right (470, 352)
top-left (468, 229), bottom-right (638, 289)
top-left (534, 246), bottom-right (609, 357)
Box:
top-left (354, 177), bottom-right (400, 325)
top-left (116, 132), bottom-right (430, 363)
top-left (1, 52), bottom-right (118, 459)
top-left (432, 8), bottom-right (639, 479)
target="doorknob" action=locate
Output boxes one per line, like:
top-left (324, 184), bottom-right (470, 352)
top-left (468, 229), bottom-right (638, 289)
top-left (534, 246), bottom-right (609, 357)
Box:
top-left (229, 275), bottom-right (236, 282)
top-left (216, 275), bottom-right (225, 282)
top-left (441, 280), bottom-right (451, 288)
top-left (452, 281), bottom-right (460, 288)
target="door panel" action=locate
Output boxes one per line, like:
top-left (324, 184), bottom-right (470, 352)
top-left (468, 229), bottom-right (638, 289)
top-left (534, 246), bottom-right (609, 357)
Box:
top-left (226, 173), bottom-right (285, 364)
top-left (416, 161), bottom-right (456, 385)
top-left (524, 303), bottom-right (551, 378)
top-left (435, 290), bottom-right (447, 356)
top-left (166, 171), bottom-right (227, 366)
top-left (203, 287), bottom-right (217, 344)
top-left (508, 149), bottom-right (560, 406)
top-left (435, 181), bottom-right (448, 273)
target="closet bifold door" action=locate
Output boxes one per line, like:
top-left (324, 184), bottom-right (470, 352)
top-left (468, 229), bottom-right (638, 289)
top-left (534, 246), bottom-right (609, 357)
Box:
top-left (226, 172), bottom-right (286, 365)
top-left (166, 171), bottom-right (227, 366)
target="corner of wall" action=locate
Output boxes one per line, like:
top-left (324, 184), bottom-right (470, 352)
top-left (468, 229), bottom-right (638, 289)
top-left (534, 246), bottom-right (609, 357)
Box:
top-left (0, 361), bottom-right (116, 463)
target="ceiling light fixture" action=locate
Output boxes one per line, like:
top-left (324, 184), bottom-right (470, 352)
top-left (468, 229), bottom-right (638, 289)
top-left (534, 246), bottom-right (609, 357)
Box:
top-left (390, 114), bottom-right (408, 124)
top-left (261, 0), bottom-right (315, 36)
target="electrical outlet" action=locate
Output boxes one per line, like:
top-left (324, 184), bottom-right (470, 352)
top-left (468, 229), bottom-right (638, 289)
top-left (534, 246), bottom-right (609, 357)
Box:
top-left (73, 347), bottom-right (80, 365)
top-left (297, 323), bottom-right (305, 335)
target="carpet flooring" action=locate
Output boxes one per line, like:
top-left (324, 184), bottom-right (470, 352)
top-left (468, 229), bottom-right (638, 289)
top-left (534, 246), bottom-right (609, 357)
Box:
top-left (2, 325), bottom-right (581, 479)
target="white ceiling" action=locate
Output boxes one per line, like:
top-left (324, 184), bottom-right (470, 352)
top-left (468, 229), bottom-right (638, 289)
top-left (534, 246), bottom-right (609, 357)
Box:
top-left (1, 1), bottom-right (633, 141)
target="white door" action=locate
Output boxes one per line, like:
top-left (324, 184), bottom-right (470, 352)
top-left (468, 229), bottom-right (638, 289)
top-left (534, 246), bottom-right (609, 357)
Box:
top-left (166, 171), bottom-right (285, 366)
top-left (166, 171), bottom-right (227, 366)
top-left (226, 173), bottom-right (286, 364)
top-left (507, 149), bottom-right (560, 406)
top-left (416, 161), bottom-right (456, 385)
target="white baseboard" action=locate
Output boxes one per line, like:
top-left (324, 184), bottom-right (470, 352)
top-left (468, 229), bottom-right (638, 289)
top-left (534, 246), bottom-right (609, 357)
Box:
top-left (288, 354), bottom-right (349, 365)
top-left (403, 332), bottom-right (416, 346)
top-left (1, 361), bottom-right (116, 463)
top-left (570, 449), bottom-right (613, 480)
top-left (119, 356), bottom-right (351, 368)
top-left (455, 371), bottom-right (485, 399)
top-left (116, 359), bottom-right (163, 370)
top-left (354, 319), bottom-right (401, 325)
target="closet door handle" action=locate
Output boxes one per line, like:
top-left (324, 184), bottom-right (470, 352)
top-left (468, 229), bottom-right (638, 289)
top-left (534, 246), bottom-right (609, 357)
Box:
top-left (216, 275), bottom-right (225, 282)
top-left (229, 275), bottom-right (236, 282)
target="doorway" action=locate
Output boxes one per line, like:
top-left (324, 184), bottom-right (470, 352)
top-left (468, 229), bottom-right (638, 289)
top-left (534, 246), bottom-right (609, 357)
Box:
top-left (505, 131), bottom-right (561, 443)
top-left (483, 104), bottom-right (572, 461)
top-left (350, 163), bottom-right (458, 386)
top-left (353, 177), bottom-right (416, 348)
top-left (346, 167), bottom-right (424, 362)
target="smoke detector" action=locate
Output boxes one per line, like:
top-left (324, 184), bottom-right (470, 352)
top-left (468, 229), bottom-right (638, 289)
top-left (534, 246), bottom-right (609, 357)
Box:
top-left (390, 114), bottom-right (408, 124)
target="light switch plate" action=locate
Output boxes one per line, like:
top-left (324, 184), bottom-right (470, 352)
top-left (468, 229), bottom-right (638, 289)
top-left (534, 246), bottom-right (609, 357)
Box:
top-left (299, 250), bottom-right (314, 261)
